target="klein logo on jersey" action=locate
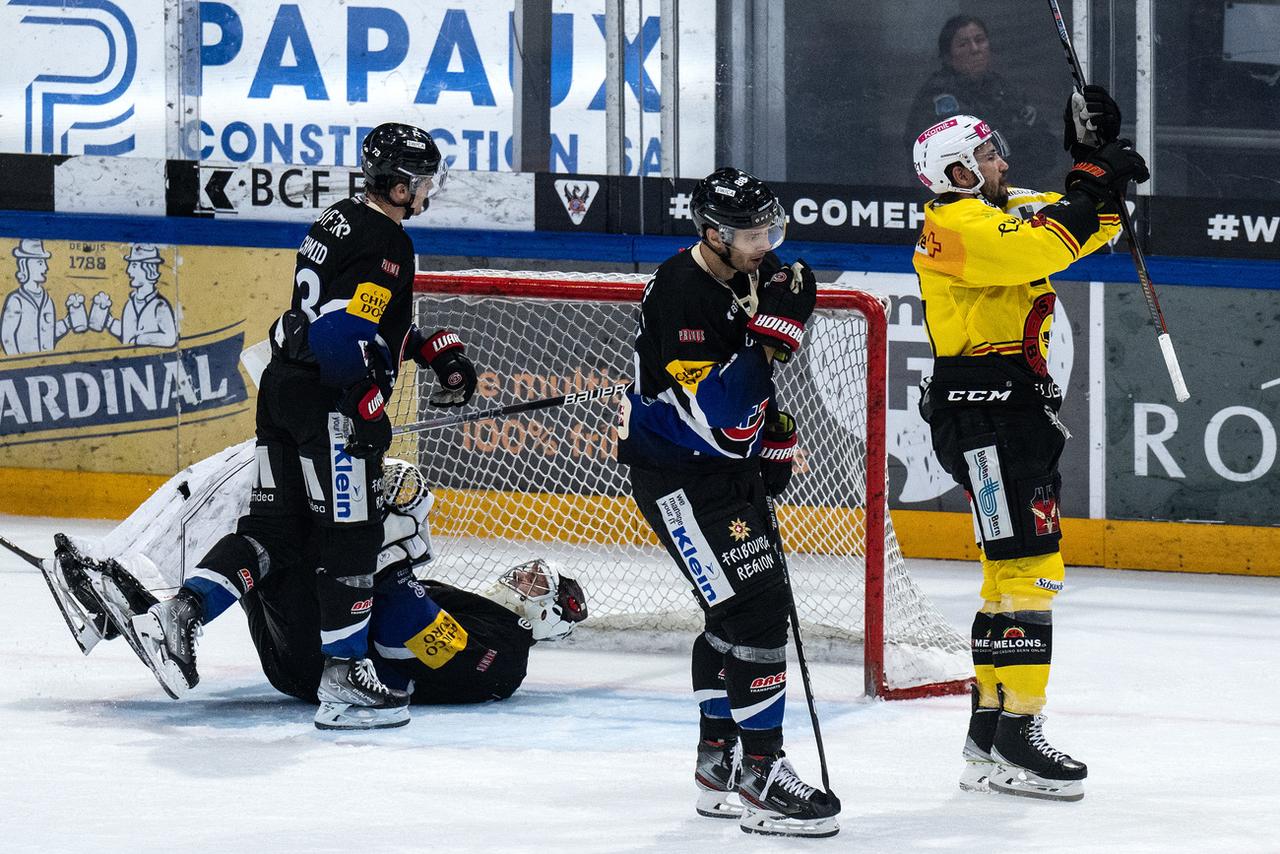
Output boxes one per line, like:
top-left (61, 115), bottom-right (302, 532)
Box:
top-left (237, 568), bottom-right (255, 592)
top-left (351, 596), bottom-right (373, 615)
top-left (749, 671), bottom-right (787, 691)
top-left (381, 259), bottom-right (401, 277)
top-left (348, 281), bottom-right (391, 322)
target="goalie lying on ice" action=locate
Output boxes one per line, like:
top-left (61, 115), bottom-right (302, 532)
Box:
top-left (39, 441), bottom-right (587, 715)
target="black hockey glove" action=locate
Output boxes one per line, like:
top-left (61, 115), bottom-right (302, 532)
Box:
top-left (748, 259), bottom-right (817, 363)
top-left (1065, 139), bottom-right (1149, 205)
top-left (759, 409), bottom-right (797, 497)
top-left (1062, 84), bottom-right (1123, 160)
top-left (337, 376), bottom-right (393, 460)
top-left (408, 327), bottom-right (478, 407)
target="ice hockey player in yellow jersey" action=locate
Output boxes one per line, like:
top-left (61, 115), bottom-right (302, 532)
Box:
top-left (910, 86), bottom-right (1147, 802)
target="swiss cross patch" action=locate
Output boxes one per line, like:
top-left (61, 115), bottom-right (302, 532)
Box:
top-left (381, 259), bottom-right (400, 277)
top-left (1030, 487), bottom-right (1060, 536)
top-left (678, 328), bottom-right (705, 343)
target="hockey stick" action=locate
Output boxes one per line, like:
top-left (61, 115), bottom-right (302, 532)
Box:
top-left (0, 533), bottom-right (43, 569)
top-left (768, 496), bottom-right (835, 798)
top-left (392, 382), bottom-right (630, 436)
top-left (1046, 0), bottom-right (1190, 403)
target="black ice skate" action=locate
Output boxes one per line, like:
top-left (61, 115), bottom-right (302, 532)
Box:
top-left (694, 738), bottom-right (742, 819)
top-left (100, 577), bottom-right (201, 700)
top-left (960, 691), bottom-right (1001, 793)
top-left (738, 753), bottom-right (840, 838)
top-left (314, 656), bottom-right (410, 731)
top-left (40, 533), bottom-right (121, 654)
top-left (989, 712), bottom-right (1087, 801)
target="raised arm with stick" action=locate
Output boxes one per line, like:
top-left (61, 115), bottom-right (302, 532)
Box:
top-left (1047, 0), bottom-right (1190, 403)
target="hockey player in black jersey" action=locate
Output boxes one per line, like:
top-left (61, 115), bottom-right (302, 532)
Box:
top-left (116, 123), bottom-right (479, 730)
top-left (44, 453), bottom-right (587, 711)
top-left (617, 167), bottom-right (840, 838)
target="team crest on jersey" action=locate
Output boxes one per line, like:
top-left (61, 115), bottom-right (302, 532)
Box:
top-left (721, 398), bottom-right (769, 442)
top-left (1030, 487), bottom-right (1060, 535)
top-left (728, 519), bottom-right (751, 542)
top-left (1022, 293), bottom-right (1055, 376)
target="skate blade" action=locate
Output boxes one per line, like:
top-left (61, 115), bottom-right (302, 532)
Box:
top-left (959, 758), bottom-right (997, 793)
top-left (988, 765), bottom-right (1085, 802)
top-left (739, 808), bottom-right (839, 839)
top-left (37, 557), bottom-right (104, 655)
top-left (695, 788), bottom-right (743, 819)
top-left (96, 574), bottom-right (186, 700)
top-left (314, 702), bottom-right (410, 731)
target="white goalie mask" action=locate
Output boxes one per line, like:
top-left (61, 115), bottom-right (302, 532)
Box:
top-left (485, 559), bottom-right (588, 642)
top-left (377, 458), bottom-right (435, 573)
top-left (913, 114), bottom-right (1009, 195)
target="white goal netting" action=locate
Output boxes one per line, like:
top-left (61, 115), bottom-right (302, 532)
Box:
top-left (390, 270), bottom-right (969, 698)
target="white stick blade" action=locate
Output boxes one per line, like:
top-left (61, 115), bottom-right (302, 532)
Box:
top-left (1158, 333), bottom-right (1191, 403)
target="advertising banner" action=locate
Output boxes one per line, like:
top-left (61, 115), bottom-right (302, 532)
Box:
top-left (0, 237), bottom-right (293, 473)
top-left (1105, 283), bottom-right (1280, 525)
top-left (1, 1), bottom-right (715, 176)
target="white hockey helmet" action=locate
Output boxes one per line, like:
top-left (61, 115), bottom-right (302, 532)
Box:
top-left (486, 559), bottom-right (588, 642)
top-left (912, 114), bottom-right (1009, 194)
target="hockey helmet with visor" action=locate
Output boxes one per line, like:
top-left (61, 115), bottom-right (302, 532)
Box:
top-left (913, 115), bottom-right (1009, 195)
top-left (362, 123), bottom-right (448, 212)
top-left (691, 167), bottom-right (786, 252)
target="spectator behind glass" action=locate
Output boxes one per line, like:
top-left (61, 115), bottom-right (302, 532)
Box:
top-left (906, 15), bottom-right (1062, 190)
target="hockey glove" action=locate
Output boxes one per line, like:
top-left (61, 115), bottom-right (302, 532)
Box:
top-left (337, 377), bottom-right (393, 460)
top-left (748, 259), bottom-right (817, 363)
top-left (408, 327), bottom-right (478, 408)
top-left (1065, 139), bottom-right (1149, 205)
top-left (1062, 84), bottom-right (1122, 159)
top-left (759, 409), bottom-right (798, 497)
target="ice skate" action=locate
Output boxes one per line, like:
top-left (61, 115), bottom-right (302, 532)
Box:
top-left (40, 533), bottom-right (120, 654)
top-left (959, 690), bottom-right (1001, 793)
top-left (989, 712), bottom-right (1086, 802)
top-left (738, 753), bottom-right (840, 838)
top-left (99, 576), bottom-right (201, 700)
top-left (694, 738), bottom-right (743, 819)
top-left (314, 656), bottom-right (410, 730)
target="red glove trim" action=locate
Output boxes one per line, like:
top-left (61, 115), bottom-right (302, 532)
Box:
top-left (421, 329), bottom-right (463, 364)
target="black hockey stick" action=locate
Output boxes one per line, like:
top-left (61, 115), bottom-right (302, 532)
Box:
top-left (392, 382), bottom-right (630, 436)
top-left (768, 496), bottom-right (836, 798)
top-left (0, 533), bottom-right (43, 569)
top-left (1046, 0), bottom-right (1189, 402)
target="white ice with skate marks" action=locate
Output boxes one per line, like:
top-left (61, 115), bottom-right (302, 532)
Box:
top-left (3, 513), bottom-right (1279, 852)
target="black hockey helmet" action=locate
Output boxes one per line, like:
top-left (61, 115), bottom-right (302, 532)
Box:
top-left (361, 122), bottom-right (447, 206)
top-left (690, 167), bottom-right (786, 251)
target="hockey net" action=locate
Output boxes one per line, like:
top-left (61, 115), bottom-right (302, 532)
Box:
top-left (387, 269), bottom-right (970, 699)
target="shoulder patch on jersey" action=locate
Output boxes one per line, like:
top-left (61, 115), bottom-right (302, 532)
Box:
top-left (678, 328), bottom-right (705, 343)
top-left (381, 259), bottom-right (401, 277)
top-left (347, 281), bottom-right (392, 323)
top-left (405, 609), bottom-right (469, 669)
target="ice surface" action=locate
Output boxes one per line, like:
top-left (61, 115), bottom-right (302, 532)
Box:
top-left (3, 513), bottom-right (1278, 853)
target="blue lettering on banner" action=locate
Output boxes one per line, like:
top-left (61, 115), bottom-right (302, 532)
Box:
top-left (0, 334), bottom-right (248, 436)
top-left (415, 8), bottom-right (495, 106)
top-left (18, 0), bottom-right (139, 155)
top-left (249, 4), bottom-right (329, 100)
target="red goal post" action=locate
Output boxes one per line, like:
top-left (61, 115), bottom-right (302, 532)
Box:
top-left (389, 269), bottom-right (970, 700)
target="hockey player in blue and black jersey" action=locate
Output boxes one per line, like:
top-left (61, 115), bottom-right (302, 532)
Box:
top-left (112, 123), bottom-right (479, 731)
top-left (617, 168), bottom-right (840, 838)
